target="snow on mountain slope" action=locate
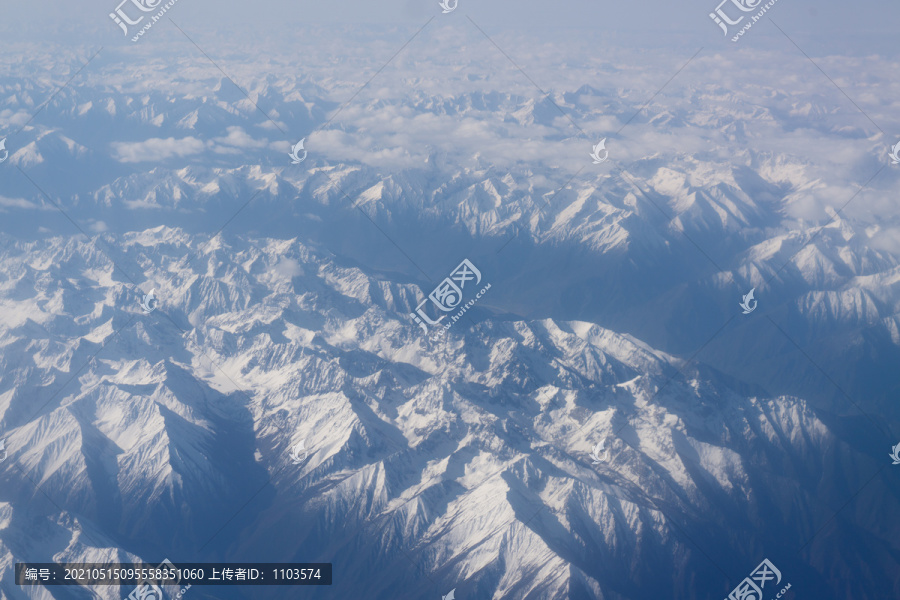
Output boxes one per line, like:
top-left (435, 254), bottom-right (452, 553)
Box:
top-left (3, 38), bottom-right (898, 388)
top-left (0, 229), bottom-right (896, 599)
top-left (9, 123), bottom-right (897, 427)
top-left (0, 28), bottom-right (899, 599)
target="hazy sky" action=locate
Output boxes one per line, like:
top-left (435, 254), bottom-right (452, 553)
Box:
top-left (1, 0), bottom-right (899, 51)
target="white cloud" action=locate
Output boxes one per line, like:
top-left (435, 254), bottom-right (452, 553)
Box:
top-left (111, 137), bottom-right (206, 163)
top-left (212, 126), bottom-right (269, 151)
top-left (274, 258), bottom-right (304, 278)
top-left (112, 128), bottom-right (273, 161)
top-left (0, 195), bottom-right (46, 210)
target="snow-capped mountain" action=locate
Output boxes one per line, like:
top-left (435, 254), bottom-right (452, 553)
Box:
top-left (1, 19), bottom-right (899, 600)
top-left (0, 230), bottom-right (896, 599)
top-left (3, 34), bottom-right (899, 428)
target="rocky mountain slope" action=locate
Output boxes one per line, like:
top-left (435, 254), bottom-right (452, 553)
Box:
top-left (0, 230), bottom-right (896, 599)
